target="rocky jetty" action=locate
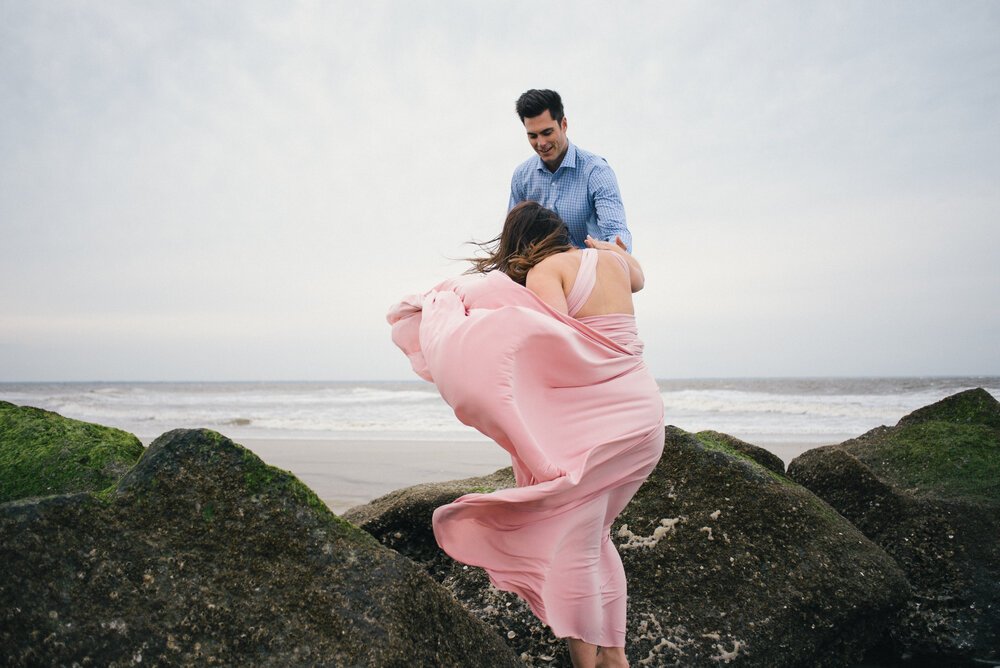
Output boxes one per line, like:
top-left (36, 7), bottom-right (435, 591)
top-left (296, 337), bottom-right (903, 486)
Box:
top-left (0, 428), bottom-right (520, 667)
top-left (0, 400), bottom-right (144, 503)
top-left (788, 388), bottom-right (1000, 665)
top-left (346, 427), bottom-right (910, 667)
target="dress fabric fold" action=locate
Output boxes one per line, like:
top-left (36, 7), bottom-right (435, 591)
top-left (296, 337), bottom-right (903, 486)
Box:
top-left (387, 269), bottom-right (665, 647)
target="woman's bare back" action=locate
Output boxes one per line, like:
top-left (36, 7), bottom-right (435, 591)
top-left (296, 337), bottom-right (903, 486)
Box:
top-left (526, 248), bottom-right (640, 317)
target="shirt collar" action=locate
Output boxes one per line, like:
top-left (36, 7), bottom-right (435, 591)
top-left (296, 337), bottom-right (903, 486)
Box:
top-left (533, 141), bottom-right (578, 173)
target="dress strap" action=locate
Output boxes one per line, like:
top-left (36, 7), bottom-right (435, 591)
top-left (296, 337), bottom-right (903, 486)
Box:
top-left (608, 251), bottom-right (629, 273)
top-left (565, 249), bottom-right (598, 317)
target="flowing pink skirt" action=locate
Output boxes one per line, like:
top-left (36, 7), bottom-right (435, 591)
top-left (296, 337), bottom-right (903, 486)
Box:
top-left (388, 271), bottom-right (664, 647)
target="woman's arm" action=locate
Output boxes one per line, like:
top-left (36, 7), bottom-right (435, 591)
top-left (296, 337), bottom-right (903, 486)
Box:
top-left (525, 260), bottom-right (570, 314)
top-left (585, 235), bottom-right (645, 292)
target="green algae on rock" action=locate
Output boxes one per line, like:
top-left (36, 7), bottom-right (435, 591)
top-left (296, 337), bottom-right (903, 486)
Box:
top-left (0, 428), bottom-right (521, 668)
top-left (617, 426), bottom-right (908, 667)
top-left (693, 429), bottom-right (786, 476)
top-left (0, 400), bottom-right (144, 503)
top-left (346, 427), bottom-right (909, 667)
top-left (787, 388), bottom-right (1000, 665)
top-left (842, 388), bottom-right (1000, 503)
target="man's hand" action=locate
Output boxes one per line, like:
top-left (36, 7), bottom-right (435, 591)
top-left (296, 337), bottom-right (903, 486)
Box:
top-left (584, 235), bottom-right (628, 253)
top-left (584, 235), bottom-right (644, 292)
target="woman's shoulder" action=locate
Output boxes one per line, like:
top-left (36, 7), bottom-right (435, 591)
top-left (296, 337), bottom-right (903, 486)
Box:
top-left (595, 248), bottom-right (630, 271)
top-left (527, 251), bottom-right (581, 290)
top-left (534, 249), bottom-right (580, 270)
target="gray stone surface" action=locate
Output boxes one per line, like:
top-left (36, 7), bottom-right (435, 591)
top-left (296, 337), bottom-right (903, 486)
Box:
top-left (788, 388), bottom-right (1000, 665)
top-left (0, 428), bottom-right (521, 667)
top-left (346, 427), bottom-right (910, 667)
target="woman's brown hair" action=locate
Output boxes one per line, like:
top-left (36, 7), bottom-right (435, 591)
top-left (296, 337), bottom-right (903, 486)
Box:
top-left (467, 201), bottom-right (574, 285)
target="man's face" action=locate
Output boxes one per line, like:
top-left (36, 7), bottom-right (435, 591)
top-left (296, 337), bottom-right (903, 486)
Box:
top-left (523, 110), bottom-right (568, 170)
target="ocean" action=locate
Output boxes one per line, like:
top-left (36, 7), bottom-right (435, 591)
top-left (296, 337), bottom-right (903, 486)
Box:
top-left (2, 376), bottom-right (997, 451)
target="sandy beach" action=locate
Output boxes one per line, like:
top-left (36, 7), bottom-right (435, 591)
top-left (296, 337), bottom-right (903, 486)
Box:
top-left (138, 434), bottom-right (831, 515)
top-left (138, 436), bottom-right (511, 515)
top-left (754, 438), bottom-right (850, 465)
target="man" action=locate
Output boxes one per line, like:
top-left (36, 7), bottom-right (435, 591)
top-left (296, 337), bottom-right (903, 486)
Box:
top-left (509, 89), bottom-right (632, 252)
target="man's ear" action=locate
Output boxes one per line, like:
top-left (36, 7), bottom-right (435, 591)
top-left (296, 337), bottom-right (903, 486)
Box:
top-left (561, 116), bottom-right (568, 132)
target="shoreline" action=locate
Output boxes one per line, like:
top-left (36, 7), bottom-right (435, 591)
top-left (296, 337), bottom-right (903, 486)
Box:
top-left (139, 434), bottom-right (832, 515)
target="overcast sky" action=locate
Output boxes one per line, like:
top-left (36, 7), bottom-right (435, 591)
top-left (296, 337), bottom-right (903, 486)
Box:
top-left (1, 1), bottom-right (998, 382)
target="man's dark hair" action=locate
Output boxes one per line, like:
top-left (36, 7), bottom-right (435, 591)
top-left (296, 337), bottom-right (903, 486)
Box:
top-left (515, 89), bottom-right (564, 123)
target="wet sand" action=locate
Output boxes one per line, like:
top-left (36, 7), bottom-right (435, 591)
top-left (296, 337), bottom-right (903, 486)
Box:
top-left (140, 435), bottom-right (831, 515)
top-left (222, 437), bottom-right (509, 515)
top-left (759, 439), bottom-right (845, 465)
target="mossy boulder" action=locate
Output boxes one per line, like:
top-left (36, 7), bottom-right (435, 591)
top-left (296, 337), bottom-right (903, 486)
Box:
top-left (344, 467), bottom-right (565, 665)
top-left (691, 429), bottom-right (786, 475)
top-left (343, 466), bottom-right (518, 581)
top-left (0, 400), bottom-right (144, 503)
top-left (787, 388), bottom-right (1000, 665)
top-left (0, 429), bottom-right (520, 667)
top-left (345, 427), bottom-right (909, 667)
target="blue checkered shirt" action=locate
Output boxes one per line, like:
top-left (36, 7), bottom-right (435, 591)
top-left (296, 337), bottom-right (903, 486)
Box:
top-left (508, 142), bottom-right (631, 252)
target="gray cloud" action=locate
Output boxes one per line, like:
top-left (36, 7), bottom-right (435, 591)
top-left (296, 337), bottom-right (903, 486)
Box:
top-left (1, 1), bottom-right (998, 380)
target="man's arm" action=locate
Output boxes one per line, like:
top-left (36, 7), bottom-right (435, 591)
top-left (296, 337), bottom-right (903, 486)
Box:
top-left (589, 164), bottom-right (632, 252)
top-left (509, 169), bottom-right (525, 211)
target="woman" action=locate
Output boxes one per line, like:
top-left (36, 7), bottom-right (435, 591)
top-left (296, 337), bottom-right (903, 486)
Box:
top-left (387, 202), bottom-right (664, 668)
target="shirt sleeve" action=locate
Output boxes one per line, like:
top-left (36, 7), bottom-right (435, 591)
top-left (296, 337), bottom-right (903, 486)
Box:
top-left (589, 163), bottom-right (632, 252)
top-left (509, 168), bottom-right (525, 212)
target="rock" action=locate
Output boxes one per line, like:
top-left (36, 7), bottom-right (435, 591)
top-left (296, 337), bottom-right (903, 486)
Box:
top-left (693, 430), bottom-right (785, 475)
top-left (345, 467), bottom-right (566, 665)
top-left (346, 427), bottom-right (909, 667)
top-left (0, 401), bottom-right (144, 503)
top-left (787, 388), bottom-right (1000, 665)
top-left (343, 466), bottom-right (517, 581)
top-left (0, 429), bottom-right (521, 667)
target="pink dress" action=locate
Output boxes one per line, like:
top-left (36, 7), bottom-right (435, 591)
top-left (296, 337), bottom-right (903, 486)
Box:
top-left (387, 249), bottom-right (665, 647)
